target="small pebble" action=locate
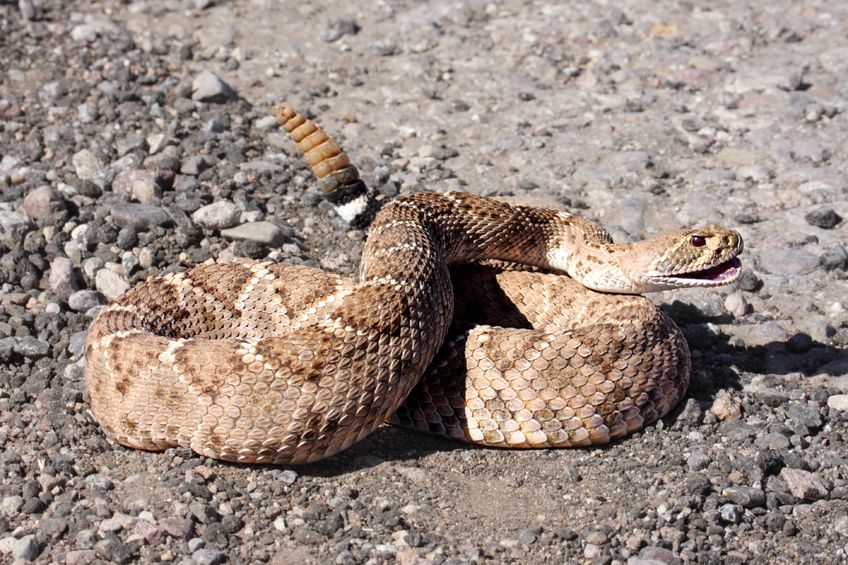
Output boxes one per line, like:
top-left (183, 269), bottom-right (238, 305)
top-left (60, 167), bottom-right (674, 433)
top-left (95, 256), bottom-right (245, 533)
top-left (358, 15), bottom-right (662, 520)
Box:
top-left (191, 70), bottom-right (238, 103)
top-left (95, 269), bottom-right (130, 301)
top-left (780, 468), bottom-right (829, 501)
top-left (724, 292), bottom-right (750, 317)
top-left (827, 395), bottom-right (848, 412)
top-left (804, 207), bottom-right (842, 229)
top-left (23, 185), bottom-right (65, 220)
top-left (192, 200), bottom-right (240, 230)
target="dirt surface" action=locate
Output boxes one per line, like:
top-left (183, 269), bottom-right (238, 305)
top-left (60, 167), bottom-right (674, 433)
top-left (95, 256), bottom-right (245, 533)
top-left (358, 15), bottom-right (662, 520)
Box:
top-left (1, 0), bottom-right (847, 563)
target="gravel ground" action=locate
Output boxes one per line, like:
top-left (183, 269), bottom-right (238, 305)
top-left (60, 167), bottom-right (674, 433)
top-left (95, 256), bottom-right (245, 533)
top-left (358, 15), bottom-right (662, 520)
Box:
top-left (1, 0), bottom-right (847, 563)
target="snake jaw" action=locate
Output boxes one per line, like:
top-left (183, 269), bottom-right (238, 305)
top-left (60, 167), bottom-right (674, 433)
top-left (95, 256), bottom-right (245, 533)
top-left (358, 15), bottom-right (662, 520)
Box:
top-left (646, 256), bottom-right (742, 288)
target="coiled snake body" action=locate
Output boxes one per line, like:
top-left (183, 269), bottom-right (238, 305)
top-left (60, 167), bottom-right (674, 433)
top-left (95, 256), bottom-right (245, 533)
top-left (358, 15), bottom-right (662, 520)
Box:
top-left (85, 107), bottom-right (743, 464)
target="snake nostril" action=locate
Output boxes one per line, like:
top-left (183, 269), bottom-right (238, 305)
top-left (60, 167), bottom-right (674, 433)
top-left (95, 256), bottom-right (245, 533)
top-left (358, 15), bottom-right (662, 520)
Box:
top-left (690, 235), bottom-right (706, 247)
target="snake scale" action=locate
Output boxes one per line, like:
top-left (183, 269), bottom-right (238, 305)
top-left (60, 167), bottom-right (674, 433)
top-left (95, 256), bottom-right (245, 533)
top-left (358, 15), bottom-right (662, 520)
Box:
top-left (85, 106), bottom-right (743, 464)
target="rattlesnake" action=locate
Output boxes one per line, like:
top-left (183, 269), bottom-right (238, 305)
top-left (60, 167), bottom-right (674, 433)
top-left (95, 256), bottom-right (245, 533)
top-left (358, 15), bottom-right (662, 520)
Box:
top-left (85, 106), bottom-right (743, 464)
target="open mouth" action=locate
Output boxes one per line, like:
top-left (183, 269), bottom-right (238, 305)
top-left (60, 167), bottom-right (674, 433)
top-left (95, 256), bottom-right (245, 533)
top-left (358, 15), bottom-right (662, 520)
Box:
top-left (675, 256), bottom-right (742, 283)
top-left (648, 256), bottom-right (743, 288)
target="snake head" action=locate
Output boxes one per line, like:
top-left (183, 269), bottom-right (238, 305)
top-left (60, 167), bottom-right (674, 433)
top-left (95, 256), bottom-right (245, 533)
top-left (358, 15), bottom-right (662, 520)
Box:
top-left (625, 225), bottom-right (744, 292)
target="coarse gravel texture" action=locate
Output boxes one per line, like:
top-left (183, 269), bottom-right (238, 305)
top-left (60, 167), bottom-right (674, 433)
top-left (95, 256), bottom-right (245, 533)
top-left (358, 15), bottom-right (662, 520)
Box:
top-left (1, 0), bottom-right (847, 564)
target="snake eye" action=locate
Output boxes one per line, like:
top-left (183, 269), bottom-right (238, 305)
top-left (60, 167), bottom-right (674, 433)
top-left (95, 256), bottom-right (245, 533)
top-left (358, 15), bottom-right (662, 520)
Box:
top-left (691, 235), bottom-right (706, 247)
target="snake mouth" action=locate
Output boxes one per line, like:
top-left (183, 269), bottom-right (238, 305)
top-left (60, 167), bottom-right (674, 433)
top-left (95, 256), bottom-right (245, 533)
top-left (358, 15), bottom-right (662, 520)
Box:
top-left (651, 256), bottom-right (742, 287)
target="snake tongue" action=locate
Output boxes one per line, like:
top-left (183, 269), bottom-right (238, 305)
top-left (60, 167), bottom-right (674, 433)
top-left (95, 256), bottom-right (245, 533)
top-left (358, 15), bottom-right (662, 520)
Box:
top-left (677, 257), bottom-right (741, 282)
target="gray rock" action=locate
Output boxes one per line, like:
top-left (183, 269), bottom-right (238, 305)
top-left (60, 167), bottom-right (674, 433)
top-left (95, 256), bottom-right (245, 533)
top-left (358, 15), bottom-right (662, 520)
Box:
top-left (180, 155), bottom-right (211, 176)
top-left (14, 336), bottom-right (50, 359)
top-left (157, 517), bottom-right (195, 540)
top-left (192, 548), bottom-right (226, 565)
top-left (757, 249), bottom-right (820, 276)
top-left (786, 402), bottom-right (822, 430)
top-left (584, 530), bottom-right (608, 545)
top-left (78, 103), bottom-right (98, 123)
top-left (68, 290), bottom-right (103, 312)
top-left (111, 203), bottom-right (171, 231)
top-left (221, 221), bottom-right (286, 246)
top-left (0, 338), bottom-right (15, 363)
top-left (371, 39), bottom-right (398, 56)
top-left (272, 469), bottom-right (298, 485)
top-left (719, 503), bottom-right (743, 524)
top-left (253, 115), bottom-right (279, 130)
top-left (517, 528), bottom-right (538, 544)
top-left (189, 502), bottom-right (220, 524)
top-left (827, 394), bottom-right (848, 412)
top-left (755, 432), bottom-right (791, 451)
top-left (0, 202), bottom-right (30, 234)
top-left (191, 70), bottom-right (237, 103)
top-left (112, 169), bottom-right (162, 203)
top-left (805, 207), bottom-right (842, 229)
top-left (1, 495), bottom-right (23, 514)
top-left (146, 133), bottom-right (168, 155)
top-left (93, 536), bottom-right (138, 563)
top-left (821, 245), bottom-right (848, 271)
top-left (18, 0), bottom-right (36, 21)
top-left (780, 468), bottom-right (829, 501)
top-left (85, 474), bottom-right (115, 491)
top-left (724, 292), bottom-right (751, 317)
top-left (736, 269), bottom-right (762, 292)
top-left (49, 256), bottom-right (78, 300)
top-left (72, 149), bottom-right (111, 189)
top-left (133, 520), bottom-right (159, 544)
top-left (81, 257), bottom-right (104, 282)
top-left (75, 529), bottom-right (97, 549)
top-left (686, 450), bottom-right (711, 471)
top-left (65, 550), bottom-right (97, 565)
top-left (753, 387), bottom-right (789, 407)
top-left (144, 145), bottom-right (181, 172)
top-left (791, 140), bottom-right (830, 163)
top-left (69, 331), bottom-right (88, 358)
top-left (835, 515), bottom-right (848, 537)
top-left (323, 17), bottom-right (360, 43)
top-left (12, 535), bottom-right (39, 561)
top-left (95, 269), bottom-right (130, 301)
top-left (23, 185), bottom-right (65, 220)
top-left (99, 512), bottom-right (135, 534)
top-left (724, 486), bottom-right (766, 508)
top-left (69, 14), bottom-right (122, 42)
top-left (192, 200), bottom-right (240, 230)
top-left (631, 545), bottom-right (681, 565)
top-left (116, 134), bottom-right (146, 157)
top-left (727, 66), bottom-right (804, 93)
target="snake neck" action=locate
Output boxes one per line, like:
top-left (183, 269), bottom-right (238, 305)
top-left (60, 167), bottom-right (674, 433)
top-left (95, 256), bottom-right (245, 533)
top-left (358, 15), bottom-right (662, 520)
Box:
top-left (543, 220), bottom-right (646, 294)
top-left (549, 241), bottom-right (644, 294)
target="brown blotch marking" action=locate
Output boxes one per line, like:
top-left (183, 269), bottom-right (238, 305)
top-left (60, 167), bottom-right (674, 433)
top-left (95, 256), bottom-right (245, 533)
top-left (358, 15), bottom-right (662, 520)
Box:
top-left (145, 283), bottom-right (197, 338)
top-left (191, 269), bottom-right (249, 319)
top-left (581, 254), bottom-right (604, 265)
top-left (333, 284), bottom-right (411, 336)
top-left (124, 419), bottom-right (138, 433)
top-left (115, 377), bottom-right (130, 395)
